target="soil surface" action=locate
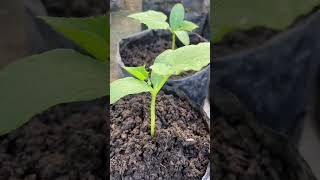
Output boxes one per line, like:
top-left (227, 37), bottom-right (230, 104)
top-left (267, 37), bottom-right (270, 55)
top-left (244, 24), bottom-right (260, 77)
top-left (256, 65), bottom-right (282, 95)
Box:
top-left (213, 27), bottom-right (279, 59)
top-left (41, 0), bottom-right (108, 17)
top-left (121, 38), bottom-right (171, 68)
top-left (0, 97), bottom-right (107, 180)
top-left (120, 35), bottom-right (205, 79)
top-left (110, 92), bottom-right (210, 180)
top-left (212, 111), bottom-right (302, 180)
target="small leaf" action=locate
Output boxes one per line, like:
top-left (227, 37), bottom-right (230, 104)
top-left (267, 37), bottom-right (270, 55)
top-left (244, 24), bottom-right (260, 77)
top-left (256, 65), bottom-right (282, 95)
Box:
top-left (128, 10), bottom-right (169, 29)
top-left (0, 49), bottom-right (108, 135)
top-left (151, 42), bottom-right (210, 76)
top-left (39, 16), bottom-right (109, 62)
top-left (179, 20), bottom-right (198, 31)
top-left (151, 71), bottom-right (167, 92)
top-left (170, 3), bottom-right (185, 31)
top-left (175, 30), bottom-right (190, 45)
top-left (110, 77), bottom-right (153, 104)
top-left (123, 65), bottom-right (149, 81)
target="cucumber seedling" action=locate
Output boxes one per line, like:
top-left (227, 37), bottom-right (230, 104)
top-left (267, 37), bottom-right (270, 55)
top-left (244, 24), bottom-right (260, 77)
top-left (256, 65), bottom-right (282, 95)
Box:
top-left (128, 3), bottom-right (198, 49)
top-left (110, 42), bottom-right (210, 137)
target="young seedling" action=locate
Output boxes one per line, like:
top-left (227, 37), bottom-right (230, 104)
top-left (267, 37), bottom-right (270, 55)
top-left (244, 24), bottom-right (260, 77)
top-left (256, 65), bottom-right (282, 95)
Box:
top-left (128, 3), bottom-right (198, 49)
top-left (110, 42), bottom-right (210, 137)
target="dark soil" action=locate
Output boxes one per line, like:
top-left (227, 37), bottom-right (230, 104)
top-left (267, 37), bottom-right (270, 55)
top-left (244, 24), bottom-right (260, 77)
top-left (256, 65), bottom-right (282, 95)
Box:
top-left (110, 92), bottom-right (209, 180)
top-left (120, 34), bottom-right (205, 79)
top-left (121, 38), bottom-right (171, 68)
top-left (41, 0), bottom-right (108, 17)
top-left (0, 97), bottom-right (107, 180)
top-left (212, 111), bottom-right (302, 180)
top-left (213, 27), bottom-right (279, 59)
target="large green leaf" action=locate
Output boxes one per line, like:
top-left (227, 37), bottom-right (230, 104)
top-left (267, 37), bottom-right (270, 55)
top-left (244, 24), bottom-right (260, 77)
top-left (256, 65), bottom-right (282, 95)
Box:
top-left (0, 49), bottom-right (108, 135)
top-left (110, 77), bottom-right (153, 104)
top-left (128, 10), bottom-right (169, 29)
top-left (170, 3), bottom-right (185, 31)
top-left (151, 42), bottom-right (210, 76)
top-left (212, 0), bottom-right (320, 42)
top-left (39, 16), bottom-right (109, 61)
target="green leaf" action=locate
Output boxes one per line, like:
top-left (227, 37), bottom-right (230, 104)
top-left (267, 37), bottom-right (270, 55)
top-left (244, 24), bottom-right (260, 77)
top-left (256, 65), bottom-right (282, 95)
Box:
top-left (128, 10), bottom-right (169, 29)
top-left (123, 65), bottom-right (149, 81)
top-left (151, 42), bottom-right (210, 76)
top-left (179, 20), bottom-right (198, 31)
top-left (212, 0), bottom-right (320, 42)
top-left (170, 3), bottom-right (185, 31)
top-left (0, 49), bottom-right (108, 135)
top-left (39, 16), bottom-right (109, 61)
top-left (150, 71), bottom-right (166, 92)
top-left (175, 30), bottom-right (190, 45)
top-left (110, 77), bottom-right (153, 104)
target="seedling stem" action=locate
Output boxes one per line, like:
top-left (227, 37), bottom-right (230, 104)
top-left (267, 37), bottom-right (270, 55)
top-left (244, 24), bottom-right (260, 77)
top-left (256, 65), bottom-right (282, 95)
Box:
top-left (150, 93), bottom-right (156, 137)
top-left (172, 33), bottom-right (176, 50)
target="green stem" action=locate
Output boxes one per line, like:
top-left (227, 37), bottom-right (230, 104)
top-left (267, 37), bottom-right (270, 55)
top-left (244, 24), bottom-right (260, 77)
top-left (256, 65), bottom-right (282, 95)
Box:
top-left (150, 92), bottom-right (156, 137)
top-left (172, 33), bottom-right (176, 50)
top-left (150, 75), bottom-right (169, 137)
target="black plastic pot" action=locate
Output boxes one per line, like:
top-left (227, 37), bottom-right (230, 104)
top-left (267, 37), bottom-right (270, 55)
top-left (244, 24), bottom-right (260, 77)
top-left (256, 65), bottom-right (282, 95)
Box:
top-left (117, 30), bottom-right (210, 106)
top-left (110, 87), bottom-right (210, 179)
top-left (212, 9), bottom-right (320, 141)
top-left (211, 86), bottom-right (317, 180)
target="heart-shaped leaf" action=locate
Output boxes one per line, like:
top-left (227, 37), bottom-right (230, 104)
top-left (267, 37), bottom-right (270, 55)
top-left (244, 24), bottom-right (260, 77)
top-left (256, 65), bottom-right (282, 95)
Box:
top-left (39, 16), bottom-right (109, 61)
top-left (0, 49), bottom-right (108, 135)
top-left (151, 42), bottom-right (210, 76)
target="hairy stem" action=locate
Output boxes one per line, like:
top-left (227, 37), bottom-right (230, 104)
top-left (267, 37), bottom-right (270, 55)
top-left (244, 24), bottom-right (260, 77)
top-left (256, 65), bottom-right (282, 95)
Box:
top-left (150, 92), bottom-right (156, 137)
top-left (172, 33), bottom-right (176, 50)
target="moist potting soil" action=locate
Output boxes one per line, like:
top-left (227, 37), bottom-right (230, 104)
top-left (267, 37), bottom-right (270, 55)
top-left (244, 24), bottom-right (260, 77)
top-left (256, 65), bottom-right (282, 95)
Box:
top-left (0, 97), bottom-right (107, 179)
top-left (110, 92), bottom-right (209, 179)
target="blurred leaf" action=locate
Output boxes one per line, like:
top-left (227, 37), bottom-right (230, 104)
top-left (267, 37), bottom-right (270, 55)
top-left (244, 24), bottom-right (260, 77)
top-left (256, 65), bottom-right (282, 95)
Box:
top-left (151, 42), bottom-right (210, 76)
top-left (123, 65), bottom-right (149, 81)
top-left (179, 20), bottom-right (198, 31)
top-left (110, 77), bottom-right (153, 104)
top-left (128, 10), bottom-right (169, 29)
top-left (0, 49), bottom-right (108, 135)
top-left (170, 3), bottom-right (185, 31)
top-left (39, 16), bottom-right (109, 61)
top-left (212, 0), bottom-right (320, 42)
top-left (175, 30), bottom-right (190, 45)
